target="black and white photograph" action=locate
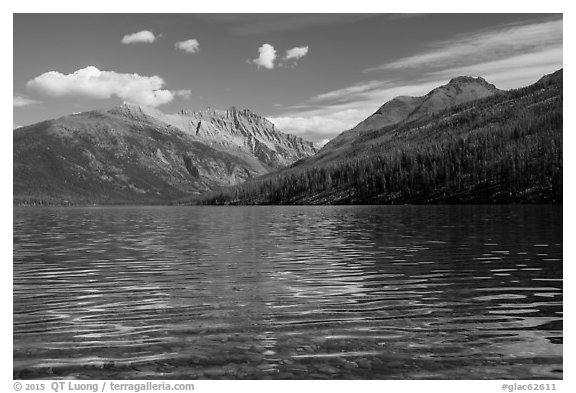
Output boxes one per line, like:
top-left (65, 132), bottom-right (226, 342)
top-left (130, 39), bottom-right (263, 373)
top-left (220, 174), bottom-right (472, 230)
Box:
top-left (10, 4), bottom-right (566, 388)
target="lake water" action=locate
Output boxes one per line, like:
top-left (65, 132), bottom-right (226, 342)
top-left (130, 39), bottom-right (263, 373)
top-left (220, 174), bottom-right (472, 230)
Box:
top-left (13, 205), bottom-right (562, 380)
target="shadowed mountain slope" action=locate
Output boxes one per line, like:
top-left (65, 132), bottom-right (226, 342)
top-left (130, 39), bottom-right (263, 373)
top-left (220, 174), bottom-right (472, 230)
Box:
top-left (196, 70), bottom-right (562, 205)
top-left (319, 76), bottom-right (501, 163)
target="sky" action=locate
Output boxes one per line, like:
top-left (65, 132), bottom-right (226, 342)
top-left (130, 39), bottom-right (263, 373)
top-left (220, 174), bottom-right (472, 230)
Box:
top-left (13, 13), bottom-right (563, 143)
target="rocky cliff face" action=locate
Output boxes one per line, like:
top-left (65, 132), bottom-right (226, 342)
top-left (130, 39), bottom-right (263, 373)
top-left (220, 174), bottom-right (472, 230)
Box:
top-left (116, 104), bottom-right (317, 170)
top-left (13, 105), bottom-right (317, 205)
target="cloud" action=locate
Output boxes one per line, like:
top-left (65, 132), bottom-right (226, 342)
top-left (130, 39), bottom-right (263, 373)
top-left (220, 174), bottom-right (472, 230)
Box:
top-left (285, 46), bottom-right (309, 60)
top-left (26, 66), bottom-right (180, 107)
top-left (175, 39), bottom-right (200, 54)
top-left (250, 44), bottom-right (277, 69)
top-left (121, 30), bottom-right (157, 44)
top-left (250, 44), bottom-right (309, 69)
top-left (268, 115), bottom-right (342, 139)
top-left (309, 80), bottom-right (390, 104)
top-left (13, 95), bottom-right (40, 107)
top-left (364, 18), bottom-right (562, 73)
top-left (174, 89), bottom-right (192, 100)
top-left (269, 109), bottom-right (372, 141)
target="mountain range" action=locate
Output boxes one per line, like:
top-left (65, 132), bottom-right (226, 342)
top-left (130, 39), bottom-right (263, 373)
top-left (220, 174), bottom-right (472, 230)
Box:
top-left (13, 104), bottom-right (316, 205)
top-left (13, 69), bottom-right (563, 205)
top-left (198, 69), bottom-right (563, 205)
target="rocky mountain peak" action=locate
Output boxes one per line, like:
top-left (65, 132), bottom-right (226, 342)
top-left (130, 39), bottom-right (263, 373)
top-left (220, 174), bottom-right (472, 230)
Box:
top-left (449, 75), bottom-right (483, 84)
top-left (107, 103), bottom-right (317, 170)
top-left (107, 102), bottom-right (164, 121)
top-left (445, 76), bottom-right (498, 91)
top-left (226, 107), bottom-right (257, 117)
top-left (177, 108), bottom-right (194, 116)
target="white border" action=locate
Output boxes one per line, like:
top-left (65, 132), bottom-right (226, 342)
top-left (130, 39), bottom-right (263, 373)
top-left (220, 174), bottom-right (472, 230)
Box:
top-left (4, 2), bottom-right (572, 392)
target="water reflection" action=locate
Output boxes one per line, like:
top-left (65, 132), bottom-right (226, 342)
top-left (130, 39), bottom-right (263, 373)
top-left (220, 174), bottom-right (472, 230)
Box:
top-left (13, 206), bottom-right (562, 379)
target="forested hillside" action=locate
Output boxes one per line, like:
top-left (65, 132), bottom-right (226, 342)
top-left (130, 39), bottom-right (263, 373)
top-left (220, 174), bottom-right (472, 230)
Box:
top-left (194, 70), bottom-right (562, 205)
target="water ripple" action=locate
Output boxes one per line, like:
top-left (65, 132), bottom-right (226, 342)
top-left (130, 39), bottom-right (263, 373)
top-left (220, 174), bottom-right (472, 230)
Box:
top-left (13, 205), bottom-right (562, 379)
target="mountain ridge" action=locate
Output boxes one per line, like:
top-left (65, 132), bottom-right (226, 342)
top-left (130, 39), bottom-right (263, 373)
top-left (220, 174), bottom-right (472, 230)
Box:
top-left (14, 70), bottom-right (562, 206)
top-left (321, 75), bottom-right (502, 159)
top-left (13, 104), bottom-right (317, 205)
top-left (196, 69), bottom-right (562, 205)
top-left (112, 103), bottom-right (317, 170)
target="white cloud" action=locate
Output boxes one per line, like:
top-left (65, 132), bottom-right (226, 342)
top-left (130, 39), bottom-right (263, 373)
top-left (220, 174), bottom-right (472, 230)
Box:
top-left (251, 44), bottom-right (277, 69)
top-left (26, 66), bottom-right (179, 107)
top-left (269, 109), bottom-right (373, 141)
top-left (310, 80), bottom-right (390, 104)
top-left (174, 89), bottom-right (192, 100)
top-left (175, 39), bottom-right (200, 54)
top-left (364, 19), bottom-right (562, 72)
top-left (121, 30), bottom-right (157, 44)
top-left (13, 95), bottom-right (40, 107)
top-left (285, 46), bottom-right (309, 60)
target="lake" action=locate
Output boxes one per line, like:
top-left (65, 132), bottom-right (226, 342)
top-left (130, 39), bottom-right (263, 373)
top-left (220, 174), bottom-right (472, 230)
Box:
top-left (13, 205), bottom-right (562, 379)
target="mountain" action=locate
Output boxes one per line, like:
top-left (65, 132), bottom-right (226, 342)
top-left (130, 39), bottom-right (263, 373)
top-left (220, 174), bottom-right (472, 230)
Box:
top-left (143, 105), bottom-right (316, 169)
top-left (320, 76), bottom-right (501, 161)
top-left (13, 105), bottom-right (317, 205)
top-left (197, 70), bottom-right (562, 205)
